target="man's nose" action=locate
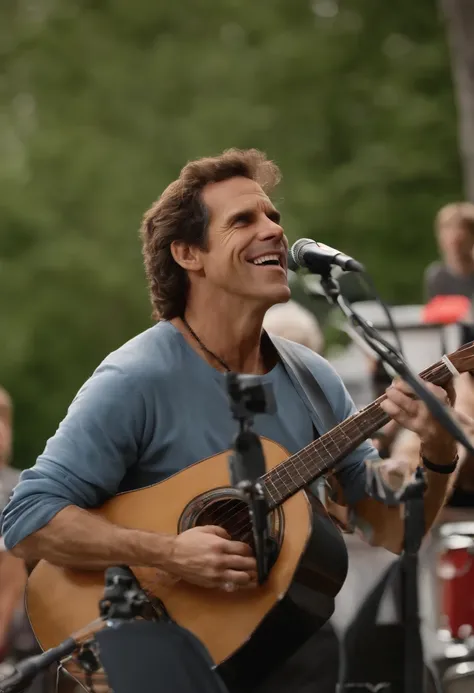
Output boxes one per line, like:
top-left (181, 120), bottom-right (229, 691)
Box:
top-left (258, 218), bottom-right (284, 241)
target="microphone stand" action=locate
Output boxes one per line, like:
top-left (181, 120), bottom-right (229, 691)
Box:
top-left (317, 268), bottom-right (474, 693)
top-left (0, 638), bottom-right (77, 693)
top-left (319, 271), bottom-right (474, 456)
top-left (226, 373), bottom-right (275, 585)
top-left (0, 567), bottom-right (147, 693)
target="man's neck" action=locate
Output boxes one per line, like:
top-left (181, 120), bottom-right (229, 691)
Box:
top-left (445, 255), bottom-right (474, 277)
top-left (173, 300), bottom-right (271, 375)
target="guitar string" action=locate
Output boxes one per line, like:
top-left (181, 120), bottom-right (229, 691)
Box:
top-left (144, 363), bottom-right (452, 596)
top-left (203, 419), bottom-right (371, 528)
top-left (215, 364), bottom-right (446, 535)
top-left (184, 360), bottom-right (449, 535)
top-left (208, 412), bottom-right (385, 535)
top-left (163, 412), bottom-right (370, 534)
top-left (139, 361), bottom-right (452, 597)
top-left (206, 389), bottom-right (391, 526)
top-left (197, 414), bottom-right (377, 530)
top-left (200, 360), bottom-right (449, 530)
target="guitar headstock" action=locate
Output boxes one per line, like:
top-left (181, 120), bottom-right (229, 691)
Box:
top-left (447, 341), bottom-right (474, 375)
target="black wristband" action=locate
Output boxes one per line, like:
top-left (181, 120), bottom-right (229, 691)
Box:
top-left (422, 455), bottom-right (458, 475)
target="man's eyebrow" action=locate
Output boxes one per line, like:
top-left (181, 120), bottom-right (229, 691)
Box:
top-left (225, 205), bottom-right (281, 227)
top-left (224, 208), bottom-right (254, 226)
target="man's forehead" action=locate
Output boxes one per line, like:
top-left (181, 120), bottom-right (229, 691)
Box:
top-left (202, 177), bottom-right (272, 218)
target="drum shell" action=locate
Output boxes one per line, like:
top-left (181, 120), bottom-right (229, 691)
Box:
top-left (437, 523), bottom-right (474, 640)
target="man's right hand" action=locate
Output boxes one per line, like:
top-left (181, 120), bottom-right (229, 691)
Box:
top-left (164, 525), bottom-right (257, 591)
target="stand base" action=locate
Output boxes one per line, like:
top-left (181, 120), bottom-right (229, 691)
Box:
top-left (96, 621), bottom-right (229, 693)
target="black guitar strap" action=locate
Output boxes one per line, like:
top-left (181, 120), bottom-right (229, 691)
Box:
top-left (269, 338), bottom-right (428, 693)
top-left (267, 334), bottom-right (341, 502)
top-left (269, 333), bottom-right (400, 504)
top-left (268, 334), bottom-right (338, 432)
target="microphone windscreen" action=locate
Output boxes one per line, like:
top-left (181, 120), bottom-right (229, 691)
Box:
top-left (287, 251), bottom-right (298, 272)
top-left (290, 238), bottom-right (314, 266)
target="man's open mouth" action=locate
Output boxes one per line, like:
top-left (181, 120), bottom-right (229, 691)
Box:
top-left (248, 254), bottom-right (282, 267)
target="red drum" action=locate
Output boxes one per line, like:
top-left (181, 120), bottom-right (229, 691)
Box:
top-left (437, 522), bottom-right (474, 640)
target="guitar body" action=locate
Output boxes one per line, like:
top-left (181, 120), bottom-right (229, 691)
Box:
top-left (26, 437), bottom-right (348, 691)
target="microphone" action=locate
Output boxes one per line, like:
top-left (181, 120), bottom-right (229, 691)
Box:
top-left (289, 238), bottom-right (365, 274)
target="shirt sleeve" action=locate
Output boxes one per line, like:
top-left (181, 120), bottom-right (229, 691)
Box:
top-left (1, 362), bottom-right (146, 549)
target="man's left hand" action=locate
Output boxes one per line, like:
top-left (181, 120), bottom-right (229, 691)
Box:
top-left (381, 378), bottom-right (457, 466)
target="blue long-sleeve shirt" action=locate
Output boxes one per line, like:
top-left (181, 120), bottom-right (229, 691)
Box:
top-left (1, 321), bottom-right (378, 549)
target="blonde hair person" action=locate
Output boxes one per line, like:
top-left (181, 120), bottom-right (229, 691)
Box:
top-left (0, 387), bottom-right (12, 467)
top-left (0, 387), bottom-right (29, 668)
top-left (435, 201), bottom-right (474, 232)
top-left (425, 201), bottom-right (474, 301)
top-left (263, 300), bottom-right (324, 354)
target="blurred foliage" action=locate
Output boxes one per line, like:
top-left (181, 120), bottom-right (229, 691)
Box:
top-left (0, 0), bottom-right (464, 467)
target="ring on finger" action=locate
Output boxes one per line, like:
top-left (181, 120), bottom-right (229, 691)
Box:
top-left (223, 581), bottom-right (236, 592)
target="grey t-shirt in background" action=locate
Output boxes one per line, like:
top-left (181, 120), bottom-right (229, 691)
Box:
top-left (424, 261), bottom-right (474, 301)
top-left (0, 467), bottom-right (20, 514)
top-left (0, 466), bottom-right (20, 549)
top-left (1, 321), bottom-right (378, 550)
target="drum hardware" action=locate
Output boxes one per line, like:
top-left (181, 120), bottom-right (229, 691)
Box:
top-left (436, 522), bottom-right (474, 645)
top-left (439, 522), bottom-right (474, 538)
top-left (0, 566), bottom-right (147, 693)
top-left (442, 661), bottom-right (474, 693)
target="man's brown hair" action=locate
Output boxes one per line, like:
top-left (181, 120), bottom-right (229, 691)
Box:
top-left (140, 148), bottom-right (281, 321)
top-left (435, 202), bottom-right (474, 234)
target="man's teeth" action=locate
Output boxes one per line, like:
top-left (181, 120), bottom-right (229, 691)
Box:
top-left (252, 255), bottom-right (280, 265)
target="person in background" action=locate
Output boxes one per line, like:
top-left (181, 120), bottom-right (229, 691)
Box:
top-left (424, 202), bottom-right (474, 301)
top-left (375, 200), bottom-right (474, 460)
top-left (263, 300), bottom-right (325, 354)
top-left (0, 389), bottom-right (71, 692)
top-left (0, 388), bottom-right (28, 667)
top-left (421, 202), bottom-right (474, 507)
top-left (392, 372), bottom-right (474, 510)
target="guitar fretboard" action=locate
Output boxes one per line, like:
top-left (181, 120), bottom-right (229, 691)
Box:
top-left (262, 358), bottom-right (453, 509)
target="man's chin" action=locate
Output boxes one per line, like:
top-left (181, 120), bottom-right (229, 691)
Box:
top-left (264, 286), bottom-right (291, 307)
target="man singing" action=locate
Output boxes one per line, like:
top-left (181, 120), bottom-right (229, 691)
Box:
top-left (1, 149), bottom-right (460, 691)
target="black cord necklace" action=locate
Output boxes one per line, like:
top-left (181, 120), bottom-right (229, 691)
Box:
top-left (181, 316), bottom-right (231, 373)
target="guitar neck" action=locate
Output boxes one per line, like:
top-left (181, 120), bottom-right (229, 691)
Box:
top-left (263, 356), bottom-right (453, 509)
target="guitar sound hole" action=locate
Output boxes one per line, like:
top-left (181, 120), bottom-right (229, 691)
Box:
top-left (195, 497), bottom-right (253, 543)
top-left (178, 490), bottom-right (283, 556)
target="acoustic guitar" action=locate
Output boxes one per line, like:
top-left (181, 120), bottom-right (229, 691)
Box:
top-left (25, 342), bottom-right (474, 691)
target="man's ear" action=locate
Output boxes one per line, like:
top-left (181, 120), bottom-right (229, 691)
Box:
top-left (170, 241), bottom-right (204, 271)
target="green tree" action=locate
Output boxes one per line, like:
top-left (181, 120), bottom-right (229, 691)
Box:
top-left (440, 0), bottom-right (474, 201)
